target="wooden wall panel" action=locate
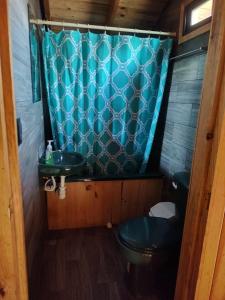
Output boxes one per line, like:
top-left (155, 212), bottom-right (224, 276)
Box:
top-left (112, 0), bottom-right (168, 28)
top-left (160, 52), bottom-right (206, 177)
top-left (45, 0), bottom-right (170, 29)
top-left (0, 66), bottom-right (19, 299)
top-left (175, 0), bottom-right (225, 298)
top-left (0, 0), bottom-right (29, 298)
top-left (156, 0), bottom-right (181, 34)
top-left (47, 179), bottom-right (162, 230)
top-left (9, 0), bottom-right (46, 280)
top-left (193, 29), bottom-right (225, 300)
top-left (210, 217), bottom-right (225, 299)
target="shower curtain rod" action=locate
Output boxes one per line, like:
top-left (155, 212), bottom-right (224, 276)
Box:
top-left (29, 19), bottom-right (176, 37)
top-left (170, 46), bottom-right (208, 61)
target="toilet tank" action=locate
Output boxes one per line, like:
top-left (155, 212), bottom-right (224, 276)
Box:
top-left (171, 172), bottom-right (190, 224)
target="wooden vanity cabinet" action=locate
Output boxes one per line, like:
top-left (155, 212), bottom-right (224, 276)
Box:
top-left (120, 179), bottom-right (163, 221)
top-left (47, 178), bottom-right (162, 229)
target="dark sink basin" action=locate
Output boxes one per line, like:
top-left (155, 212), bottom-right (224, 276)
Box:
top-left (39, 150), bottom-right (86, 176)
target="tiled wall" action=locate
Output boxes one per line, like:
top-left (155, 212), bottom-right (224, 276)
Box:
top-left (9, 0), bottom-right (46, 279)
top-left (160, 53), bottom-right (207, 177)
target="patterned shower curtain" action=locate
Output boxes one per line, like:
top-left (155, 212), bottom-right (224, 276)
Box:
top-left (42, 29), bottom-right (172, 175)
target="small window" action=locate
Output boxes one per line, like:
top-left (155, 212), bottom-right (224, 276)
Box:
top-left (184, 0), bottom-right (213, 34)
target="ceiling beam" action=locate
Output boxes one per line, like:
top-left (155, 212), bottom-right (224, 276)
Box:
top-left (106, 0), bottom-right (120, 25)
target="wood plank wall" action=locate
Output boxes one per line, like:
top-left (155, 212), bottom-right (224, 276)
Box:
top-left (156, 0), bottom-right (181, 34)
top-left (46, 0), bottom-right (169, 29)
top-left (9, 0), bottom-right (46, 280)
top-left (156, 0), bottom-right (208, 180)
top-left (160, 51), bottom-right (207, 177)
top-left (0, 0), bottom-right (29, 295)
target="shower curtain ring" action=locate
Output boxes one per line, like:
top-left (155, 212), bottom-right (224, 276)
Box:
top-left (87, 24), bottom-right (90, 33)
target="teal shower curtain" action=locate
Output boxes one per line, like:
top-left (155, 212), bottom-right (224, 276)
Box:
top-left (42, 29), bottom-right (172, 175)
top-left (30, 25), bottom-right (42, 103)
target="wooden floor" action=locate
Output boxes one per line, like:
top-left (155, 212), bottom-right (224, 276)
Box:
top-left (32, 227), bottom-right (176, 300)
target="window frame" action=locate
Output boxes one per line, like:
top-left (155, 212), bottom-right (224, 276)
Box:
top-left (179, 0), bottom-right (213, 44)
top-left (184, 0), bottom-right (212, 35)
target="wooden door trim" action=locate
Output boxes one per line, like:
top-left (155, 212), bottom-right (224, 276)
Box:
top-left (0, 0), bottom-right (29, 299)
top-left (210, 209), bottom-right (225, 299)
top-left (195, 72), bottom-right (225, 299)
top-left (175, 0), bottom-right (225, 299)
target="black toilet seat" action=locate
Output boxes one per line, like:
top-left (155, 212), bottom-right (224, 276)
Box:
top-left (117, 216), bottom-right (180, 254)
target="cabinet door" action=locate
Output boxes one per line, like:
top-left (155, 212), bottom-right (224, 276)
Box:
top-left (47, 182), bottom-right (95, 229)
top-left (121, 180), bottom-right (142, 221)
top-left (93, 180), bottom-right (122, 226)
top-left (47, 179), bottom-right (162, 228)
top-left (47, 181), bottom-right (123, 229)
top-left (138, 179), bottom-right (163, 214)
top-left (120, 179), bottom-right (162, 222)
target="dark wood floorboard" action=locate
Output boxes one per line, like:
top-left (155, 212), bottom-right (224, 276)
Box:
top-left (32, 227), bottom-right (175, 300)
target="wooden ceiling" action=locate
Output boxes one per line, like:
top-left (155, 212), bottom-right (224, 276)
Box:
top-left (44, 0), bottom-right (171, 29)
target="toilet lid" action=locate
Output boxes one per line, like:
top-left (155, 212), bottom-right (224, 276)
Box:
top-left (118, 216), bottom-right (181, 251)
top-left (149, 202), bottom-right (176, 219)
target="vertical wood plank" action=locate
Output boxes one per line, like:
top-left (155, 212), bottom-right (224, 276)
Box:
top-left (194, 59), bottom-right (225, 300)
top-left (175, 0), bottom-right (225, 299)
top-left (9, 0), bottom-right (46, 280)
top-left (0, 0), bottom-right (28, 298)
top-left (121, 180), bottom-right (142, 221)
top-left (0, 49), bottom-right (18, 300)
top-left (138, 179), bottom-right (163, 215)
top-left (105, 0), bottom-right (120, 25)
top-left (94, 181), bottom-right (122, 225)
top-left (210, 217), bottom-right (225, 299)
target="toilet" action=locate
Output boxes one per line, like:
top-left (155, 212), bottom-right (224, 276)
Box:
top-left (116, 172), bottom-right (189, 295)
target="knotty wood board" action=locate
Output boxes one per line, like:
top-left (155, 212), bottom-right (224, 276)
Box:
top-left (175, 0), bottom-right (225, 298)
top-left (46, 0), bottom-right (168, 28)
top-left (0, 0), bottom-right (29, 298)
top-left (47, 179), bottom-right (162, 229)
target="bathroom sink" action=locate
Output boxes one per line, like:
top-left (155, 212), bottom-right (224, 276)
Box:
top-left (39, 150), bottom-right (86, 176)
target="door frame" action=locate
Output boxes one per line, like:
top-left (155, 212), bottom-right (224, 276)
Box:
top-left (0, 0), bottom-right (225, 299)
top-left (195, 72), bottom-right (225, 299)
top-left (0, 0), bottom-right (29, 299)
top-left (175, 0), bottom-right (225, 298)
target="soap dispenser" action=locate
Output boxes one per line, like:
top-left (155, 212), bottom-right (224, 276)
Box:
top-left (45, 140), bottom-right (53, 163)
